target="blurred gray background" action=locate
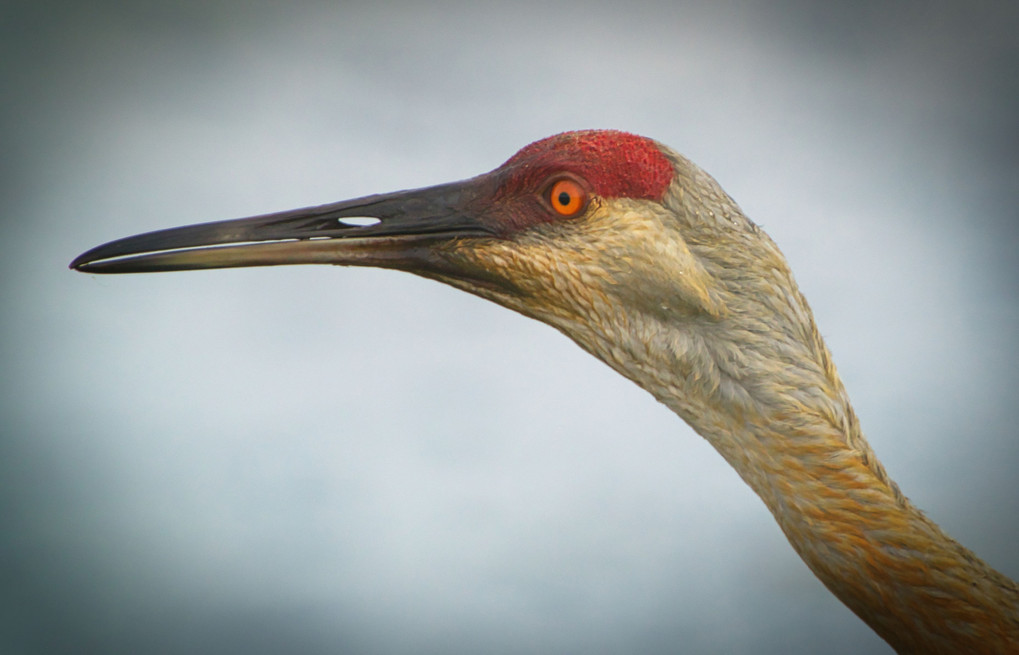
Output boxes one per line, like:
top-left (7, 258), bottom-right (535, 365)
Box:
top-left (3, 2), bottom-right (1017, 653)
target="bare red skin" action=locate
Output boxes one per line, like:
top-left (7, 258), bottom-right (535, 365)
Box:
top-left (478, 130), bottom-right (675, 235)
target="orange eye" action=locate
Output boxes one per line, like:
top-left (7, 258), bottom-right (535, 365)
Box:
top-left (548, 179), bottom-right (587, 217)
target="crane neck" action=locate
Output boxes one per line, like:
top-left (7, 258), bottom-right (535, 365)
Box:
top-left (723, 403), bottom-right (1019, 654)
top-left (615, 313), bottom-right (1019, 654)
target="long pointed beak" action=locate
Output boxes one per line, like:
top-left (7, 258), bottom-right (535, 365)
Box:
top-left (70, 178), bottom-right (496, 274)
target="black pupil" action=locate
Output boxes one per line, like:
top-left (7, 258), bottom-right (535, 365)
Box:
top-left (557, 191), bottom-right (572, 207)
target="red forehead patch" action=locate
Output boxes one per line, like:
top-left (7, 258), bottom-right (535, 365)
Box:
top-left (501, 130), bottom-right (673, 201)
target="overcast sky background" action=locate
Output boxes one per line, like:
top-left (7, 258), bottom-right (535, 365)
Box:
top-left (3, 2), bottom-right (1018, 654)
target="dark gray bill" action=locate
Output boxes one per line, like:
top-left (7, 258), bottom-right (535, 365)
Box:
top-left (70, 179), bottom-right (496, 274)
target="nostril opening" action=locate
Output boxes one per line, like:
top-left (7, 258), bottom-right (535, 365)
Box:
top-left (338, 216), bottom-right (381, 227)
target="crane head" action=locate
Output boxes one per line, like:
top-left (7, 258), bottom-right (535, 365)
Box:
top-left (71, 130), bottom-right (801, 416)
top-left (71, 131), bottom-right (760, 322)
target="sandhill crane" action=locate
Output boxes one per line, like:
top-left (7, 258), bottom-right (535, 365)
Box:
top-left (71, 130), bottom-right (1019, 653)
